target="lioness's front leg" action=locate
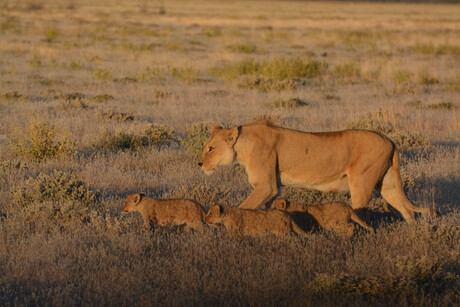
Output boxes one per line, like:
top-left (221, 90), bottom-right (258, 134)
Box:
top-left (238, 156), bottom-right (278, 209)
top-left (239, 184), bottom-right (278, 209)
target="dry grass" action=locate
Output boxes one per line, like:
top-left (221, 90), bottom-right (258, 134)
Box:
top-left (0, 0), bottom-right (459, 305)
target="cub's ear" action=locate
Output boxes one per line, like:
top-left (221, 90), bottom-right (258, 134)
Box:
top-left (272, 197), bottom-right (287, 210)
top-left (211, 125), bottom-right (223, 135)
top-left (225, 126), bottom-right (239, 145)
top-left (133, 193), bottom-right (144, 205)
top-left (209, 204), bottom-right (223, 215)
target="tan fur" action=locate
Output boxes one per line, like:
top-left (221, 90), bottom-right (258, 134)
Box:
top-left (205, 204), bottom-right (308, 238)
top-left (271, 197), bottom-right (374, 237)
top-left (123, 193), bottom-right (207, 231)
top-left (198, 120), bottom-right (433, 223)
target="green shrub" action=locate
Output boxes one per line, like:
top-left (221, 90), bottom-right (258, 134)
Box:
top-left (203, 26), bottom-right (222, 38)
top-left (13, 171), bottom-right (100, 207)
top-left (446, 75), bottom-right (460, 92)
top-left (235, 75), bottom-right (297, 91)
top-left (179, 123), bottom-right (213, 158)
top-left (170, 66), bottom-right (197, 82)
top-left (93, 69), bottom-right (113, 81)
top-left (226, 44), bottom-right (258, 54)
top-left (394, 70), bottom-right (412, 85)
top-left (61, 92), bottom-right (85, 101)
top-left (93, 94), bottom-right (114, 103)
top-left (93, 124), bottom-right (174, 152)
top-left (210, 57), bottom-right (327, 81)
top-left (44, 24), bottom-right (59, 43)
top-left (96, 109), bottom-right (135, 121)
top-left (334, 62), bottom-right (361, 80)
top-left (406, 100), bottom-right (455, 111)
top-left (1, 91), bottom-right (27, 100)
top-left (8, 119), bottom-right (76, 162)
top-left (426, 102), bottom-right (455, 110)
top-left (413, 43), bottom-right (460, 55)
top-left (419, 71), bottom-right (439, 85)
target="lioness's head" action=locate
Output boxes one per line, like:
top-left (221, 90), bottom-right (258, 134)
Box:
top-left (123, 193), bottom-right (144, 212)
top-left (197, 125), bottom-right (239, 174)
top-left (205, 204), bottom-right (224, 224)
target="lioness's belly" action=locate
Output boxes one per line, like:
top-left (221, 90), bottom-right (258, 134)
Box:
top-left (279, 173), bottom-right (350, 193)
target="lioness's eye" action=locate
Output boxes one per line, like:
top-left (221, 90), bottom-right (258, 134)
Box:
top-left (209, 146), bottom-right (214, 152)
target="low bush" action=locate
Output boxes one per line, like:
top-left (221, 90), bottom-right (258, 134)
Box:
top-left (236, 75), bottom-right (297, 91)
top-left (1, 91), bottom-right (28, 100)
top-left (93, 94), bottom-right (114, 103)
top-left (92, 124), bottom-right (174, 152)
top-left (211, 57), bottom-right (327, 81)
top-left (13, 171), bottom-right (100, 207)
top-left (306, 257), bottom-right (458, 304)
top-left (406, 100), bottom-right (455, 111)
top-left (96, 109), bottom-right (136, 122)
top-left (8, 119), bottom-right (76, 162)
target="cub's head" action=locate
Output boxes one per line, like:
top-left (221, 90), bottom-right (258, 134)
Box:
top-left (205, 204), bottom-right (225, 224)
top-left (270, 197), bottom-right (307, 212)
top-left (197, 125), bottom-right (239, 174)
top-left (123, 193), bottom-right (144, 212)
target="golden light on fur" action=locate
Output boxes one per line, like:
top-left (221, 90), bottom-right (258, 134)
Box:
top-left (123, 193), bottom-right (207, 231)
top-left (271, 197), bottom-right (374, 237)
top-left (199, 120), bottom-right (434, 223)
top-left (205, 204), bottom-right (308, 237)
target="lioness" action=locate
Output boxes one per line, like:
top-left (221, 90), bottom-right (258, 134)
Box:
top-left (271, 197), bottom-right (374, 237)
top-left (205, 204), bottom-right (308, 237)
top-left (197, 120), bottom-right (432, 223)
top-left (123, 193), bottom-right (207, 231)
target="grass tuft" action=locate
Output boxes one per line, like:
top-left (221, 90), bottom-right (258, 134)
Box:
top-left (179, 122), bottom-right (213, 158)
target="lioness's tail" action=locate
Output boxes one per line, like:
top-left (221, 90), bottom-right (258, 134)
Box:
top-left (349, 209), bottom-right (374, 233)
top-left (390, 148), bottom-right (439, 218)
top-left (291, 220), bottom-right (309, 238)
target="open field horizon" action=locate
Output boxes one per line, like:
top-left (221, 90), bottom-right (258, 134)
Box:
top-left (0, 0), bottom-right (459, 305)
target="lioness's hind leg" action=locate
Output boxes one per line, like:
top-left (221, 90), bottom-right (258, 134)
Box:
top-left (379, 168), bottom-right (415, 223)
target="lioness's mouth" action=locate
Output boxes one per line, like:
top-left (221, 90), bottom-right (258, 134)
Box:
top-left (203, 169), bottom-right (214, 175)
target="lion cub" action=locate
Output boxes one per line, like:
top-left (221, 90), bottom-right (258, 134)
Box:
top-left (271, 197), bottom-right (374, 237)
top-left (205, 204), bottom-right (308, 238)
top-left (123, 193), bottom-right (207, 231)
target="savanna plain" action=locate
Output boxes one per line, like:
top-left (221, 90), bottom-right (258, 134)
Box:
top-left (0, 0), bottom-right (459, 305)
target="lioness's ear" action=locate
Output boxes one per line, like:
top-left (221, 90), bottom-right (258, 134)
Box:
top-left (211, 125), bottom-right (223, 135)
top-left (225, 126), bottom-right (239, 145)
